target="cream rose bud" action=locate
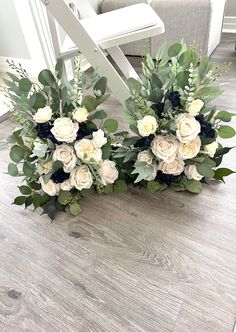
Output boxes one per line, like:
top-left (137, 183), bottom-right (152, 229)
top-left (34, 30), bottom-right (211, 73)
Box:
top-left (33, 106), bottom-right (52, 123)
top-left (70, 165), bottom-right (93, 190)
top-left (51, 117), bottom-right (78, 143)
top-left (53, 144), bottom-right (77, 173)
top-left (36, 160), bottom-right (53, 175)
top-left (92, 129), bottom-right (107, 148)
top-left (151, 135), bottom-right (179, 163)
top-left (98, 160), bottom-right (119, 185)
top-left (61, 179), bottom-right (73, 191)
top-left (72, 107), bottom-right (89, 123)
top-left (158, 156), bottom-right (185, 175)
top-left (39, 178), bottom-right (60, 196)
top-left (137, 150), bottom-right (153, 165)
top-left (204, 141), bottom-right (218, 157)
top-left (178, 136), bottom-right (201, 160)
top-left (137, 115), bottom-right (158, 137)
top-left (176, 114), bottom-right (201, 143)
top-left (186, 99), bottom-right (204, 116)
top-left (74, 139), bottom-right (102, 163)
top-left (185, 165), bottom-right (203, 181)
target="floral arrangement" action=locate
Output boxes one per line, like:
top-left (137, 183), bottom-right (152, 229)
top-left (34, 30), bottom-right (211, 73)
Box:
top-left (1, 42), bottom-right (235, 220)
top-left (1, 59), bottom-right (127, 219)
top-left (115, 42), bottom-right (235, 193)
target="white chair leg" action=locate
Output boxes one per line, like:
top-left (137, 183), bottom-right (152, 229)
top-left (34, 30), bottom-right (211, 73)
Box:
top-left (108, 46), bottom-right (141, 81)
top-left (41, 0), bottom-right (130, 105)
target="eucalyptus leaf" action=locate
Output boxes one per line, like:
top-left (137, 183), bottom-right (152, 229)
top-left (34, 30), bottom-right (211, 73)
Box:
top-left (102, 119), bottom-right (118, 133)
top-left (168, 43), bottom-right (182, 57)
top-left (218, 126), bottom-right (235, 139)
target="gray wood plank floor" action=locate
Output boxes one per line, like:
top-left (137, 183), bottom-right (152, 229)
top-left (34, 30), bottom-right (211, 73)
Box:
top-left (0, 34), bottom-right (236, 332)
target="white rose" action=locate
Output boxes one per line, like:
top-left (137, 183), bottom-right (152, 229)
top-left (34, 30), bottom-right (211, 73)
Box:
top-left (158, 156), bottom-right (185, 175)
top-left (51, 117), bottom-right (78, 143)
top-left (151, 135), bottom-right (179, 163)
top-left (61, 179), bottom-right (73, 191)
top-left (176, 114), bottom-right (201, 143)
top-left (74, 139), bottom-right (102, 163)
top-left (186, 99), bottom-right (204, 116)
top-left (53, 144), bottom-right (77, 173)
top-left (204, 142), bottom-right (218, 157)
top-left (137, 115), bottom-right (158, 137)
top-left (36, 160), bottom-right (53, 175)
top-left (92, 129), bottom-right (107, 148)
top-left (137, 150), bottom-right (153, 165)
top-left (72, 107), bottom-right (89, 123)
top-left (33, 106), bottom-right (52, 123)
top-left (70, 165), bottom-right (93, 190)
top-left (98, 160), bottom-right (119, 185)
top-left (178, 136), bottom-right (201, 160)
top-left (185, 165), bottom-right (203, 181)
top-left (39, 178), bottom-right (60, 196)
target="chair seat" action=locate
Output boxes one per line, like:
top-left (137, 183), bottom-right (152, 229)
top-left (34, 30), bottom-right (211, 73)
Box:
top-left (80, 4), bottom-right (164, 49)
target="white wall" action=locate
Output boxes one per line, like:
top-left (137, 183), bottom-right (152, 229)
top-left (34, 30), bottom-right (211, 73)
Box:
top-left (0, 0), bottom-right (30, 59)
top-left (225, 0), bottom-right (236, 16)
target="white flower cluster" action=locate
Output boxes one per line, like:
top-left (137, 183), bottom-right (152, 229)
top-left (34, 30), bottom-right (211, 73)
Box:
top-left (136, 99), bottom-right (218, 181)
top-left (34, 106), bottom-right (119, 196)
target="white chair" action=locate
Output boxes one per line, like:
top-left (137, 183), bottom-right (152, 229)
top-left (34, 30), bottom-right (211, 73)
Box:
top-left (41, 0), bottom-right (165, 104)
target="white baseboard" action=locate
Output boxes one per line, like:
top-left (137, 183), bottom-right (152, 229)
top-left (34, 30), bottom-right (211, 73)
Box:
top-left (223, 16), bottom-right (236, 33)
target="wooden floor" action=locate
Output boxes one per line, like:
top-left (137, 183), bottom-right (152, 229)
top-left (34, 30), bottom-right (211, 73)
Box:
top-left (0, 34), bottom-right (236, 332)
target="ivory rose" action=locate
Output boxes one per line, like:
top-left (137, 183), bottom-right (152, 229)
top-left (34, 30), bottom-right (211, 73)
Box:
top-left (70, 165), bottom-right (93, 190)
top-left (178, 136), bottom-right (201, 160)
top-left (74, 139), bottom-right (102, 163)
top-left (53, 144), bottom-right (77, 173)
top-left (98, 160), bottom-right (119, 185)
top-left (33, 106), bottom-right (52, 123)
top-left (158, 156), bottom-right (185, 175)
top-left (186, 99), bottom-right (204, 116)
top-left (72, 107), bottom-right (89, 123)
top-left (36, 160), bottom-right (53, 175)
top-left (175, 114), bottom-right (201, 143)
top-left (39, 178), bottom-right (60, 196)
top-left (184, 165), bottom-right (203, 181)
top-left (51, 117), bottom-right (78, 143)
top-left (204, 141), bottom-right (218, 157)
top-left (151, 135), bottom-right (179, 163)
top-left (137, 115), bottom-right (158, 137)
top-left (137, 150), bottom-right (153, 165)
top-left (61, 179), bottom-right (73, 191)
top-left (92, 129), bottom-right (107, 148)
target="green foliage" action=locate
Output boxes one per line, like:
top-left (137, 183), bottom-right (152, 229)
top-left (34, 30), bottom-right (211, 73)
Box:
top-left (18, 185), bottom-right (32, 195)
top-left (127, 78), bottom-right (142, 95)
top-left (102, 119), bottom-right (118, 133)
top-left (19, 78), bottom-right (32, 93)
top-left (58, 190), bottom-right (73, 205)
top-left (214, 168), bottom-right (235, 182)
top-left (94, 77), bottom-right (107, 96)
top-left (38, 69), bottom-right (56, 89)
top-left (218, 126), bottom-right (235, 139)
top-left (114, 180), bottom-right (127, 192)
top-left (147, 180), bottom-right (167, 193)
top-left (168, 43), bottom-right (182, 57)
top-left (185, 180), bottom-right (202, 193)
top-left (10, 145), bottom-right (25, 163)
top-left (8, 163), bottom-right (19, 176)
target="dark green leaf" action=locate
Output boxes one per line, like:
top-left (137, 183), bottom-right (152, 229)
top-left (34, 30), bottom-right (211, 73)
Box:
top-left (18, 185), bottom-right (32, 195)
top-left (10, 145), bottom-right (25, 163)
top-left (218, 126), bottom-right (235, 139)
top-left (69, 202), bottom-right (82, 216)
top-left (83, 95), bottom-right (98, 112)
top-left (58, 190), bottom-right (73, 205)
top-left (196, 163), bottom-right (214, 178)
top-left (186, 180), bottom-right (202, 193)
top-left (30, 92), bottom-right (47, 110)
top-left (179, 50), bottom-right (197, 68)
top-left (214, 168), bottom-right (235, 181)
top-left (168, 43), bottom-right (182, 57)
top-left (103, 184), bottom-right (114, 194)
top-left (127, 78), bottom-right (142, 95)
top-left (176, 71), bottom-right (189, 89)
top-left (102, 142), bottom-right (111, 159)
top-left (13, 196), bottom-right (26, 205)
top-left (23, 161), bottom-right (35, 177)
top-left (90, 110), bottom-right (107, 120)
top-left (148, 89), bottom-right (164, 103)
top-left (81, 187), bottom-right (95, 197)
top-left (55, 58), bottom-right (64, 79)
top-left (215, 110), bottom-right (235, 122)
top-left (8, 163), bottom-right (18, 176)
top-left (129, 124), bottom-right (139, 135)
top-left (150, 73), bottom-right (162, 89)
top-left (38, 69), bottom-right (56, 88)
top-left (94, 77), bottom-right (107, 96)
top-left (19, 77), bottom-right (32, 93)
top-left (102, 119), bottom-right (118, 133)
top-left (114, 179), bottom-right (127, 192)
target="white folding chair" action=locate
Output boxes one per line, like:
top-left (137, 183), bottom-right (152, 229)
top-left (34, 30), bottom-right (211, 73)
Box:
top-left (41, 0), bottom-right (165, 105)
